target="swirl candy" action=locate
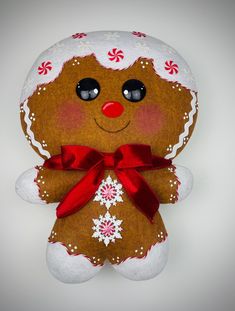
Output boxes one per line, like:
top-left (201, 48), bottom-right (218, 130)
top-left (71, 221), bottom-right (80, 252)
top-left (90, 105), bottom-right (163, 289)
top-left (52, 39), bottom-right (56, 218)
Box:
top-left (108, 48), bottom-right (124, 62)
top-left (164, 60), bottom-right (179, 75)
top-left (37, 61), bottom-right (52, 75)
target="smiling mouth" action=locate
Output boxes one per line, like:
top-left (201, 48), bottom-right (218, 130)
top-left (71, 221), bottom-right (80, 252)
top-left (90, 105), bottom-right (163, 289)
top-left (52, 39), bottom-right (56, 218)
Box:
top-left (94, 118), bottom-right (130, 133)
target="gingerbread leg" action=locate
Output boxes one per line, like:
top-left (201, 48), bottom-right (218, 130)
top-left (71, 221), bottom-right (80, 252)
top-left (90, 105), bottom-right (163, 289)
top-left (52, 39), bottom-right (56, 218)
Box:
top-left (46, 242), bottom-right (103, 283)
top-left (112, 238), bottom-right (169, 281)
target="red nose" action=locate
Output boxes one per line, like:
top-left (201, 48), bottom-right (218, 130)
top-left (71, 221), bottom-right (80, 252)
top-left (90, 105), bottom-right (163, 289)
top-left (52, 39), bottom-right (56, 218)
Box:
top-left (101, 101), bottom-right (124, 118)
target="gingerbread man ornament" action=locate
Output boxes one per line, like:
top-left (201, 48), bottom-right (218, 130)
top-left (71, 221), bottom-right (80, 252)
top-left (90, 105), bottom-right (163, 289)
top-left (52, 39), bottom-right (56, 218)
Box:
top-left (16, 31), bottom-right (198, 283)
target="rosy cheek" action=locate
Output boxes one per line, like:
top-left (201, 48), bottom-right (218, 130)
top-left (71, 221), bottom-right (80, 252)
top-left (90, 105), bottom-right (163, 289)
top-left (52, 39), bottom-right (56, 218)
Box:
top-left (133, 104), bottom-right (164, 135)
top-left (55, 101), bottom-right (85, 130)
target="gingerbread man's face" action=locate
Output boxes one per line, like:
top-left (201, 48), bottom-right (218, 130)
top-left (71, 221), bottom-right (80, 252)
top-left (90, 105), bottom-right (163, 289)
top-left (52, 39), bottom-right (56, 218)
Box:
top-left (20, 31), bottom-right (198, 159)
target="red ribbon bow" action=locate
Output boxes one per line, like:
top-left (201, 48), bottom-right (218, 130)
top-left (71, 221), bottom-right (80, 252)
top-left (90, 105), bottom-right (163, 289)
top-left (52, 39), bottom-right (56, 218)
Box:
top-left (43, 144), bottom-right (172, 222)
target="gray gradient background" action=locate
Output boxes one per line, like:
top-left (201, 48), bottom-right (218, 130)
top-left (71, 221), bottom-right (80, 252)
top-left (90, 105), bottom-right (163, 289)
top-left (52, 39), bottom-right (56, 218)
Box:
top-left (0, 0), bottom-right (234, 310)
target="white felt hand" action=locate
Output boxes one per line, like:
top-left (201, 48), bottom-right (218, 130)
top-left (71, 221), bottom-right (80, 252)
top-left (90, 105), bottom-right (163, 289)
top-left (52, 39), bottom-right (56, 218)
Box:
top-left (174, 165), bottom-right (193, 201)
top-left (15, 167), bottom-right (46, 204)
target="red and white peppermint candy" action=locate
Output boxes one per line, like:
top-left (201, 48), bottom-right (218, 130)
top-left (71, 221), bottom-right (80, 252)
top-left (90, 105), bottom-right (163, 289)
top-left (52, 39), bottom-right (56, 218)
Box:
top-left (108, 48), bottom-right (124, 62)
top-left (101, 184), bottom-right (117, 200)
top-left (99, 220), bottom-right (115, 237)
top-left (37, 61), bottom-right (52, 75)
top-left (72, 32), bottom-right (87, 39)
top-left (132, 31), bottom-right (146, 37)
top-left (164, 60), bottom-right (179, 74)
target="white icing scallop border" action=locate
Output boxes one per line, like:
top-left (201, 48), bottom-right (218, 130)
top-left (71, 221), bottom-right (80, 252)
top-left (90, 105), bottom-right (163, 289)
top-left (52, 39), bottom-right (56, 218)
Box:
top-left (165, 91), bottom-right (197, 159)
top-left (23, 99), bottom-right (51, 158)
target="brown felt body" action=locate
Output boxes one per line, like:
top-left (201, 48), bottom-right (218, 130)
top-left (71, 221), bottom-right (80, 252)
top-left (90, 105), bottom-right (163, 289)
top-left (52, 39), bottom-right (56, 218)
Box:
top-left (20, 55), bottom-right (197, 265)
top-left (37, 165), bottom-right (179, 264)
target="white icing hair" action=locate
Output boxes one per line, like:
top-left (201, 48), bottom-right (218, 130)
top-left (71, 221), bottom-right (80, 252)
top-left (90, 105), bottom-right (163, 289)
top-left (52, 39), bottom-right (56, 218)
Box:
top-left (20, 31), bottom-right (197, 104)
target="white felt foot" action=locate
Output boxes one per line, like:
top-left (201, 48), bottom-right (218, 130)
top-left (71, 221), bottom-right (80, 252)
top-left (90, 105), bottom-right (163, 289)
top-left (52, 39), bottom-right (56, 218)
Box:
top-left (175, 165), bottom-right (193, 201)
top-left (15, 167), bottom-right (46, 204)
top-left (112, 238), bottom-right (169, 281)
top-left (46, 242), bottom-right (103, 283)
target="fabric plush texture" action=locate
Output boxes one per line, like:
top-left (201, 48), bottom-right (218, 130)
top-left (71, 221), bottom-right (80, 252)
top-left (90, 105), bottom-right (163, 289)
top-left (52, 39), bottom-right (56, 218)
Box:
top-left (16, 30), bottom-right (198, 283)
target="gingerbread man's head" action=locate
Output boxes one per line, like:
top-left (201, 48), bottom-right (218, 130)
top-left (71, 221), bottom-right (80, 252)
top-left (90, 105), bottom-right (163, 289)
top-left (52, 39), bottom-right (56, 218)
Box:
top-left (20, 31), bottom-right (198, 159)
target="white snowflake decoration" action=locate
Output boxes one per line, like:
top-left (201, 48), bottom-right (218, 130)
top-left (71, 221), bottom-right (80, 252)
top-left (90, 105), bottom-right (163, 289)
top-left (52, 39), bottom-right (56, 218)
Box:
top-left (103, 32), bottom-right (120, 41)
top-left (160, 44), bottom-right (177, 55)
top-left (77, 41), bottom-right (93, 52)
top-left (48, 42), bottom-right (65, 54)
top-left (92, 211), bottom-right (123, 246)
top-left (93, 175), bottom-right (123, 209)
top-left (135, 42), bottom-right (150, 53)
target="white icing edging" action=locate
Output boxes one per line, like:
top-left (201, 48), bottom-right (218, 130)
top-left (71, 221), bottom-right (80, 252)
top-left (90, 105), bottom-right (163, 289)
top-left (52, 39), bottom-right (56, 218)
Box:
top-left (174, 165), bottom-right (193, 201)
top-left (46, 242), bottom-right (103, 283)
top-left (23, 99), bottom-right (50, 158)
top-left (112, 238), bottom-right (169, 281)
top-left (15, 167), bottom-right (46, 204)
top-left (165, 91), bottom-right (197, 159)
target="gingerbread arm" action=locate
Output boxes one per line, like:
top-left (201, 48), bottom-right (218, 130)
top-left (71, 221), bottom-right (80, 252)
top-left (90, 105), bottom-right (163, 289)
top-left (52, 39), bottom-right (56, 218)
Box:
top-left (16, 164), bottom-right (193, 205)
top-left (15, 165), bottom-right (85, 204)
top-left (141, 164), bottom-right (193, 204)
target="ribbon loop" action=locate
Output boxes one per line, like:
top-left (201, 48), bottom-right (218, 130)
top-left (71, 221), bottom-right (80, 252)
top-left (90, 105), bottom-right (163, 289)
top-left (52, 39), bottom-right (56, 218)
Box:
top-left (43, 144), bottom-right (172, 222)
top-left (61, 145), bottom-right (103, 170)
top-left (115, 144), bottom-right (153, 169)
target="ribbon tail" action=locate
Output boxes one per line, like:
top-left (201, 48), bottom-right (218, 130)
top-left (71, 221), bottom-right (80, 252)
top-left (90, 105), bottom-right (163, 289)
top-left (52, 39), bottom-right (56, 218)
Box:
top-left (115, 169), bottom-right (159, 223)
top-left (56, 162), bottom-right (104, 218)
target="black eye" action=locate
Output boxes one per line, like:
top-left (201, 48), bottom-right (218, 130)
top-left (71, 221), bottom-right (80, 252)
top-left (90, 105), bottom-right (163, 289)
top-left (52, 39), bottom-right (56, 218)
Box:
top-left (122, 79), bottom-right (146, 102)
top-left (76, 78), bottom-right (100, 101)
